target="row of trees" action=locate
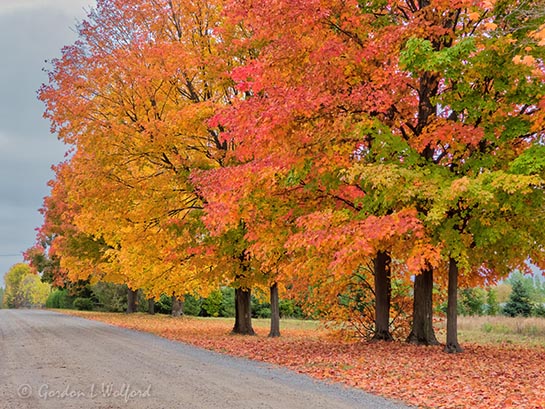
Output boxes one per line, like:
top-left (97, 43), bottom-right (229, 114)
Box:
top-left (28, 0), bottom-right (545, 352)
top-left (45, 281), bottom-right (304, 319)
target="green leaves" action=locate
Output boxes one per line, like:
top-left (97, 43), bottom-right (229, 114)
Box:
top-left (400, 37), bottom-right (476, 79)
top-left (510, 145), bottom-right (545, 175)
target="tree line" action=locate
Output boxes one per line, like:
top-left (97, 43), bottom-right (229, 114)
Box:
top-left (26, 0), bottom-right (545, 352)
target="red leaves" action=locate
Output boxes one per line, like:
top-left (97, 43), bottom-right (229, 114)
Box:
top-left (64, 311), bottom-right (545, 409)
top-left (411, 120), bottom-right (485, 161)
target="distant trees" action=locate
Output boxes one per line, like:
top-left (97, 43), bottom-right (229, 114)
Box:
top-left (3, 263), bottom-right (50, 308)
top-left (457, 272), bottom-right (545, 318)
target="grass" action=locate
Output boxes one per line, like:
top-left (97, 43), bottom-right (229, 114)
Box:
top-left (191, 315), bottom-right (322, 331)
top-left (455, 315), bottom-right (545, 347)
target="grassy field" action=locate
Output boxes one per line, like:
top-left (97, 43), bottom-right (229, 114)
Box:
top-left (456, 315), bottom-right (545, 346)
top-left (198, 314), bottom-right (545, 346)
top-left (191, 315), bottom-right (322, 331)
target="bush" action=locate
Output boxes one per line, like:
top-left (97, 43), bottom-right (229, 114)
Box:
top-left (183, 295), bottom-right (202, 316)
top-left (279, 299), bottom-right (305, 318)
top-left (202, 290), bottom-right (223, 317)
top-left (46, 289), bottom-right (74, 309)
top-left (250, 293), bottom-right (271, 318)
top-left (459, 287), bottom-right (486, 316)
top-left (220, 287), bottom-right (235, 317)
top-left (153, 294), bottom-right (172, 314)
top-left (254, 305), bottom-right (271, 318)
top-left (73, 297), bottom-right (94, 311)
top-left (91, 282), bottom-right (127, 312)
top-left (486, 288), bottom-right (500, 316)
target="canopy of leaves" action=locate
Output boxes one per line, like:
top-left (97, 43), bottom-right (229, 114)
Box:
top-left (34, 0), bottom-right (545, 342)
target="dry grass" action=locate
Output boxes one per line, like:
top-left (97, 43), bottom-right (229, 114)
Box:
top-left (191, 316), bottom-right (322, 331)
top-left (456, 315), bottom-right (545, 347)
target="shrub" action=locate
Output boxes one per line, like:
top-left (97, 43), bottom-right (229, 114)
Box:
top-left (220, 287), bottom-right (235, 317)
top-left (202, 290), bottom-right (222, 317)
top-left (91, 282), bottom-right (127, 312)
top-left (183, 295), bottom-right (202, 316)
top-left (73, 297), bottom-right (94, 311)
top-left (279, 299), bottom-right (305, 318)
top-left (254, 305), bottom-right (271, 318)
top-left (153, 294), bottom-right (173, 314)
top-left (459, 287), bottom-right (486, 316)
top-left (486, 288), bottom-right (500, 316)
top-left (46, 289), bottom-right (74, 309)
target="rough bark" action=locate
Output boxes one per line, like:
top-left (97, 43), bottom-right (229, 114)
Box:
top-left (147, 298), bottom-right (155, 315)
top-left (126, 288), bottom-right (138, 314)
top-left (171, 295), bottom-right (184, 317)
top-left (445, 258), bottom-right (463, 353)
top-left (268, 283), bottom-right (281, 338)
top-left (407, 267), bottom-right (439, 345)
top-left (372, 251), bottom-right (393, 341)
top-left (232, 287), bottom-right (255, 335)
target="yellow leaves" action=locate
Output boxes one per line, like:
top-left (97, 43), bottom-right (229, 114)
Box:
top-left (490, 172), bottom-right (542, 195)
top-left (347, 163), bottom-right (403, 190)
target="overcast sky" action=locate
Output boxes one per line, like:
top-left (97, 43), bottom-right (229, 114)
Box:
top-left (0, 0), bottom-right (95, 285)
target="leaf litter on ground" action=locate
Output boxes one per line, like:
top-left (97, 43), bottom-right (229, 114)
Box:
top-left (60, 311), bottom-right (545, 409)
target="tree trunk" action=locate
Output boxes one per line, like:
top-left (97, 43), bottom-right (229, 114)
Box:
top-left (269, 282), bottom-right (281, 338)
top-left (232, 287), bottom-right (255, 335)
top-left (407, 267), bottom-right (439, 345)
top-left (372, 251), bottom-right (393, 341)
top-left (126, 288), bottom-right (138, 314)
top-left (445, 258), bottom-right (463, 353)
top-left (171, 295), bottom-right (184, 317)
top-left (147, 298), bottom-right (155, 315)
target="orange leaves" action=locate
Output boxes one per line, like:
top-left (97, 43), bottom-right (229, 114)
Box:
top-left (512, 55), bottom-right (537, 67)
top-left (532, 24), bottom-right (545, 46)
top-left (286, 208), bottom-right (423, 283)
top-left (411, 119), bottom-right (485, 160)
top-left (64, 311), bottom-right (545, 409)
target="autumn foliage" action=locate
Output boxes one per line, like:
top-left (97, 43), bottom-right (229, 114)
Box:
top-left (31, 0), bottom-right (545, 358)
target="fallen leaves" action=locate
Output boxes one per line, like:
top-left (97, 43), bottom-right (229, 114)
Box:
top-left (62, 311), bottom-right (545, 409)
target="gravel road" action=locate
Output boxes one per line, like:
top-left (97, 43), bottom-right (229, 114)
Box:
top-left (0, 309), bottom-right (412, 409)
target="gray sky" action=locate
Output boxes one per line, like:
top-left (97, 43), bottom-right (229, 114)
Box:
top-left (0, 0), bottom-right (95, 285)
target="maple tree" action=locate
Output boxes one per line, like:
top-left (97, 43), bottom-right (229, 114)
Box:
top-left (36, 0), bottom-right (261, 327)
